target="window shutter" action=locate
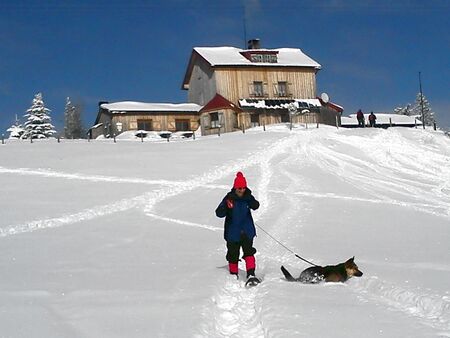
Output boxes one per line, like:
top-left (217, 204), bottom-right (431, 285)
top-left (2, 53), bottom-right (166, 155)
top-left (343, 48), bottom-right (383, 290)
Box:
top-left (202, 115), bottom-right (210, 129)
top-left (248, 83), bottom-right (254, 96)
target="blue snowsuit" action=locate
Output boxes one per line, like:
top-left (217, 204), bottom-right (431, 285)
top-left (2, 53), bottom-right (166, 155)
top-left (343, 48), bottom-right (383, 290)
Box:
top-left (215, 188), bottom-right (260, 242)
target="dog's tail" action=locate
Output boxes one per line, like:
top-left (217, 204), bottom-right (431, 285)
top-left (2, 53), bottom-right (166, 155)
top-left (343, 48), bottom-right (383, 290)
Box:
top-left (281, 266), bottom-right (297, 282)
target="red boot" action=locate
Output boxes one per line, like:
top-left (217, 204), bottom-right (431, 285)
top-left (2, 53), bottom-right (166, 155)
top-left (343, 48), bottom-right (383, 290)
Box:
top-left (244, 256), bottom-right (256, 277)
top-left (229, 262), bottom-right (238, 276)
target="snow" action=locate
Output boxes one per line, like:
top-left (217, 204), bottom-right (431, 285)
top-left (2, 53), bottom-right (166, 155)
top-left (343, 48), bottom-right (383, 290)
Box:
top-left (99, 130), bottom-right (195, 142)
top-left (239, 98), bottom-right (322, 109)
top-left (194, 47), bottom-right (321, 68)
top-left (342, 113), bottom-right (423, 126)
top-left (101, 101), bottom-right (203, 112)
top-left (6, 125), bottom-right (24, 139)
top-left (1, 125), bottom-right (450, 337)
top-left (89, 123), bottom-right (103, 129)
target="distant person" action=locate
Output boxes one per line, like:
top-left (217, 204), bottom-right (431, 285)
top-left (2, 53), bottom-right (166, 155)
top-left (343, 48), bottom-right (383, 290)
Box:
top-left (215, 172), bottom-right (261, 287)
top-left (369, 112), bottom-right (377, 127)
top-left (356, 109), bottom-right (365, 127)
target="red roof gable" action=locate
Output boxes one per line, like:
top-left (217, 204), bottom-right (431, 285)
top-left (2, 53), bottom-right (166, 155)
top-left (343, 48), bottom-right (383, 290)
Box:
top-left (317, 97), bottom-right (344, 113)
top-left (200, 94), bottom-right (242, 113)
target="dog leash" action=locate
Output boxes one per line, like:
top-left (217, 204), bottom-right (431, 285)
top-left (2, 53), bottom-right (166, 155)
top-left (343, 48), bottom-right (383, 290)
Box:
top-left (255, 222), bottom-right (319, 267)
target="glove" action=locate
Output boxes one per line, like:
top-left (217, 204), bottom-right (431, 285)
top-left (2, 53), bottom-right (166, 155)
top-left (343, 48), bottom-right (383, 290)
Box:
top-left (226, 199), bottom-right (234, 209)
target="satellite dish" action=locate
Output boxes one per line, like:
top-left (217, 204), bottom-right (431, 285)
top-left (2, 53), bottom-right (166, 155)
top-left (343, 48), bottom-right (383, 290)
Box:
top-left (320, 92), bottom-right (329, 103)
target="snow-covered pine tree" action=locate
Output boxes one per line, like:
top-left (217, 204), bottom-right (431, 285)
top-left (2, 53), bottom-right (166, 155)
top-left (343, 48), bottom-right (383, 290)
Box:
top-left (22, 93), bottom-right (56, 139)
top-left (412, 93), bottom-right (436, 126)
top-left (6, 115), bottom-right (25, 139)
top-left (64, 97), bottom-right (84, 139)
top-left (393, 103), bottom-right (413, 116)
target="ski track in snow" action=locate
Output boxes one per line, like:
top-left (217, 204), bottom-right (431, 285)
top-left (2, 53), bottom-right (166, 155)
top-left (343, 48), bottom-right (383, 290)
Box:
top-left (200, 129), bottom-right (450, 337)
top-left (0, 133), bottom-right (301, 338)
top-left (0, 135), bottom-right (297, 238)
top-left (0, 166), bottom-right (183, 187)
top-left (268, 189), bottom-right (448, 217)
top-left (145, 212), bottom-right (221, 232)
top-left (2, 128), bottom-right (450, 336)
top-left (307, 129), bottom-right (450, 334)
top-left (353, 276), bottom-right (450, 334)
top-left (0, 194), bottom-right (147, 237)
top-left (0, 133), bottom-right (304, 337)
top-left (307, 131), bottom-right (450, 219)
top-left (198, 131), bottom-right (325, 338)
top-left (198, 134), bottom-right (303, 338)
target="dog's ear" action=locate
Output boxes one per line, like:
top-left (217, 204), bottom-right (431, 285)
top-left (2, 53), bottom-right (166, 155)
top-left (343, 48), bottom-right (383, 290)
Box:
top-left (347, 256), bottom-right (355, 263)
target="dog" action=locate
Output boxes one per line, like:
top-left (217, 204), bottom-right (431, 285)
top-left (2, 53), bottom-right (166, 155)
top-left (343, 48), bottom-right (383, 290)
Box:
top-left (281, 257), bottom-right (363, 283)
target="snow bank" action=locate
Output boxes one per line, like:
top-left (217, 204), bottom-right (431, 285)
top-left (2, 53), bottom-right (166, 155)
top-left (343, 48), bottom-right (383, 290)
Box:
top-left (342, 113), bottom-right (423, 126)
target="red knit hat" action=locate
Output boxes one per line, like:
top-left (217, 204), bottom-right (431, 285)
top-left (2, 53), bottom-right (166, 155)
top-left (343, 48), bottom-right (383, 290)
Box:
top-left (233, 172), bottom-right (247, 189)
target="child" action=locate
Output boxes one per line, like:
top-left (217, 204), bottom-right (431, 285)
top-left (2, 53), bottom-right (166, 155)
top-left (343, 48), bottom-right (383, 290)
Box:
top-left (215, 172), bottom-right (261, 285)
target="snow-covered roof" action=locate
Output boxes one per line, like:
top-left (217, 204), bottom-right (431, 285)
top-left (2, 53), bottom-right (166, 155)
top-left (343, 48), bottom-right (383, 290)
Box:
top-left (341, 113), bottom-right (423, 126)
top-left (194, 47), bottom-right (321, 68)
top-left (239, 98), bottom-right (322, 110)
top-left (101, 101), bottom-right (203, 113)
top-left (89, 123), bottom-right (103, 129)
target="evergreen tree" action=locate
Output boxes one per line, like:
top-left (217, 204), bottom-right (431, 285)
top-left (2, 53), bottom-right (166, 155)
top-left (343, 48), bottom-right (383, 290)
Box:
top-left (412, 93), bottom-right (435, 126)
top-left (6, 115), bottom-right (25, 139)
top-left (393, 103), bottom-right (412, 116)
top-left (22, 93), bottom-right (56, 139)
top-left (64, 97), bottom-right (84, 138)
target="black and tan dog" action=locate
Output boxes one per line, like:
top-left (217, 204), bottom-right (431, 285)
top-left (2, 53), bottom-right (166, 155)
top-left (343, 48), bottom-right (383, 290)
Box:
top-left (281, 257), bottom-right (363, 283)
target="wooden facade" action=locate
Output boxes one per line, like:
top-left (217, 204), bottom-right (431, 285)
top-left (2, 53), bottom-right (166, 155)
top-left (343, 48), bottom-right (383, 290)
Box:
top-left (200, 108), bottom-right (238, 136)
top-left (110, 113), bottom-right (199, 133)
top-left (91, 106), bottom-right (201, 139)
top-left (214, 67), bottom-right (317, 104)
top-left (236, 106), bottom-right (339, 130)
top-left (185, 55), bottom-right (317, 107)
top-left (182, 46), bottom-right (340, 132)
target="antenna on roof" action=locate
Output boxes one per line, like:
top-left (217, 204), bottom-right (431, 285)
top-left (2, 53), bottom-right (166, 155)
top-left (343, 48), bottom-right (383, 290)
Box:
top-left (243, 3), bottom-right (247, 49)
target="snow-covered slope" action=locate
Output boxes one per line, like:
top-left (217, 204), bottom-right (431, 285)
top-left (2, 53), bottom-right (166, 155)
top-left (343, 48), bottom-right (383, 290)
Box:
top-left (0, 125), bottom-right (449, 337)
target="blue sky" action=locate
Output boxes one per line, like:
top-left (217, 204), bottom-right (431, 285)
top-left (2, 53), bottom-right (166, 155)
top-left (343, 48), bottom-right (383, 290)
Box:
top-left (0, 0), bottom-right (449, 134)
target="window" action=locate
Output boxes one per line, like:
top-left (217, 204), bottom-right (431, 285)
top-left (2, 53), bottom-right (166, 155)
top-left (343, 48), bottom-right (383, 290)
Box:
top-left (175, 119), bottom-right (190, 131)
top-left (250, 54), bottom-right (277, 63)
top-left (137, 120), bottom-right (153, 131)
top-left (209, 112), bottom-right (224, 128)
top-left (280, 112), bottom-right (290, 123)
top-left (253, 81), bottom-right (264, 97)
top-left (250, 114), bottom-right (260, 127)
top-left (210, 112), bottom-right (219, 128)
top-left (277, 82), bottom-right (287, 97)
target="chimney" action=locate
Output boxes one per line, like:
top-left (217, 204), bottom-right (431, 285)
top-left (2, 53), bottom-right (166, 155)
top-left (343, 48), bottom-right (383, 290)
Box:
top-left (247, 38), bottom-right (261, 50)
